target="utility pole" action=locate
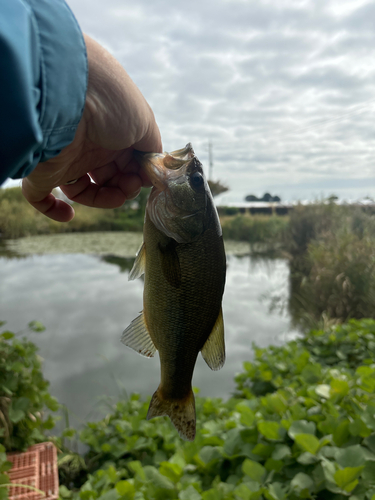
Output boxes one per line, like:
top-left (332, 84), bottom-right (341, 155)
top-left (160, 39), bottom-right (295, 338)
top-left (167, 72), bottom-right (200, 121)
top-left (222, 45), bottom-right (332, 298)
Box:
top-left (208, 141), bottom-right (213, 180)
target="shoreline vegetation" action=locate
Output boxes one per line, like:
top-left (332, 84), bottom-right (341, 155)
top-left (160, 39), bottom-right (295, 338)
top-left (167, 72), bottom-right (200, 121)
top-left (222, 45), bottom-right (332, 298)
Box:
top-left (2, 189), bottom-right (375, 498)
top-left (2, 186), bottom-right (375, 326)
top-left (2, 232), bottom-right (252, 259)
top-left (2, 319), bottom-right (375, 500)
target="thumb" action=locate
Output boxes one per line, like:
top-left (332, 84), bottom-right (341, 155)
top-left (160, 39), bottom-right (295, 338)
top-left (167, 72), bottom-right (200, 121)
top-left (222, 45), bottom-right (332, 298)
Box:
top-left (22, 177), bottom-right (75, 222)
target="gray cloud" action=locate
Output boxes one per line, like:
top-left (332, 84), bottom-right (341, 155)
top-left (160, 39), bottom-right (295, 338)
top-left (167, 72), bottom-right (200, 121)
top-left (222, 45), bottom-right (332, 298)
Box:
top-left (64, 0), bottom-right (375, 202)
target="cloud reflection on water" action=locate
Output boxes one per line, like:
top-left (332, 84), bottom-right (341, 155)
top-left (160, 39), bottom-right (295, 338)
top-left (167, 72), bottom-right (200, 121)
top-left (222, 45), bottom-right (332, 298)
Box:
top-left (0, 253), bottom-right (298, 426)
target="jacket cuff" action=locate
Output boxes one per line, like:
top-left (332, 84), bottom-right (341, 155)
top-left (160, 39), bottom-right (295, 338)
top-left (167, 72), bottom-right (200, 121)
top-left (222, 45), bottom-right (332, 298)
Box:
top-left (13, 0), bottom-right (88, 178)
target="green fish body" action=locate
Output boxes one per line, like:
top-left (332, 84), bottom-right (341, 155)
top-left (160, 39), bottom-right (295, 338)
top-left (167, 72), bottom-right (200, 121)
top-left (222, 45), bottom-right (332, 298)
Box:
top-left (122, 143), bottom-right (226, 440)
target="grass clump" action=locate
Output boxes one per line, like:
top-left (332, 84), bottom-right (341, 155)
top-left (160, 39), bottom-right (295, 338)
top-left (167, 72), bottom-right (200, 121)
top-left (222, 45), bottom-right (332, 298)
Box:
top-left (0, 187), bottom-right (148, 239)
top-left (302, 232), bottom-right (375, 320)
top-left (286, 203), bottom-right (375, 325)
top-left (221, 215), bottom-right (289, 251)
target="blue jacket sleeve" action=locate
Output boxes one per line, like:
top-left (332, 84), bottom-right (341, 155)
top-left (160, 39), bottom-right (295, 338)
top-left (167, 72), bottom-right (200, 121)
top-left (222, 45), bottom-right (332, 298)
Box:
top-left (0, 0), bottom-right (88, 186)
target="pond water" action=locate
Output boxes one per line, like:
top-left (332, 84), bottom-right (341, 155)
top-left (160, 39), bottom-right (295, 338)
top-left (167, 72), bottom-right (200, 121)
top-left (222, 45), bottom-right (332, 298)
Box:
top-left (0, 233), bottom-right (299, 429)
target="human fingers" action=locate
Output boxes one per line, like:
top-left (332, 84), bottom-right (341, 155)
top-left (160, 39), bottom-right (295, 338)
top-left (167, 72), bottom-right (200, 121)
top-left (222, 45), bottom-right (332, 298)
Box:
top-left (83, 35), bottom-right (163, 153)
top-left (60, 172), bottom-right (142, 207)
top-left (22, 177), bottom-right (75, 222)
top-left (91, 151), bottom-right (153, 189)
top-left (133, 115), bottom-right (163, 155)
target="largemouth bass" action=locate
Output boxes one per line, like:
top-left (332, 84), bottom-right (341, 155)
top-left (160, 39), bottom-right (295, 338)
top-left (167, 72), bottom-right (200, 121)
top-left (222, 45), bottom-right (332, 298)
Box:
top-left (122, 143), bottom-right (226, 441)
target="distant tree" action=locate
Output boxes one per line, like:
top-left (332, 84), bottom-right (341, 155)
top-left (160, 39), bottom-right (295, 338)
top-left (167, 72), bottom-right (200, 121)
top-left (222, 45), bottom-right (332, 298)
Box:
top-left (245, 192), bottom-right (281, 202)
top-left (327, 194), bottom-right (338, 203)
top-left (208, 180), bottom-right (229, 197)
top-left (262, 193), bottom-right (272, 202)
top-left (245, 194), bottom-right (259, 202)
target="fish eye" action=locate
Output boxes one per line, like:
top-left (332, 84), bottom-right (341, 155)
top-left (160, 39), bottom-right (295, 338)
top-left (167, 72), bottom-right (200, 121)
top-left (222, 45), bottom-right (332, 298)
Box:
top-left (190, 171), bottom-right (204, 189)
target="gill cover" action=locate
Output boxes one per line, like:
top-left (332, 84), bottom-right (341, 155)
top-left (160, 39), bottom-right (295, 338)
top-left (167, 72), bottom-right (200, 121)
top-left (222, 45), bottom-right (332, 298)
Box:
top-left (135, 144), bottom-right (222, 243)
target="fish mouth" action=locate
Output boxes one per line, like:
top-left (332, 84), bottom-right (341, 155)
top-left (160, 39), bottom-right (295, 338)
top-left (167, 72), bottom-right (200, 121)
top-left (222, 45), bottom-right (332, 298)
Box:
top-left (133, 143), bottom-right (196, 191)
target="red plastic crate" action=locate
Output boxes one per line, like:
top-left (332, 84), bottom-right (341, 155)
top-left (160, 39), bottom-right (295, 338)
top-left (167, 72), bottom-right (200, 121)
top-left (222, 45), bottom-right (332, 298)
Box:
top-left (7, 443), bottom-right (59, 500)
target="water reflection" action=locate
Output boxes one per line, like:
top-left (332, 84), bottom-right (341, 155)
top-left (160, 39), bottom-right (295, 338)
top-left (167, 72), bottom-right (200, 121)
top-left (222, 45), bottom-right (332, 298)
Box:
top-left (0, 252), bottom-right (299, 428)
top-left (100, 255), bottom-right (135, 273)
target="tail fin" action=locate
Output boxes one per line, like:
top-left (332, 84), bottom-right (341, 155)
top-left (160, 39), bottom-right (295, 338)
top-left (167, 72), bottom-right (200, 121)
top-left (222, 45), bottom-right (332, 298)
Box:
top-left (147, 387), bottom-right (196, 441)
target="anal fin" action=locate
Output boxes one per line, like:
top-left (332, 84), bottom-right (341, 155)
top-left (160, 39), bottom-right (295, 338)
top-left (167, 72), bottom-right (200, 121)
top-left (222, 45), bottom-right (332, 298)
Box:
top-left (121, 312), bottom-right (156, 357)
top-left (129, 242), bottom-right (146, 281)
top-left (201, 308), bottom-right (225, 371)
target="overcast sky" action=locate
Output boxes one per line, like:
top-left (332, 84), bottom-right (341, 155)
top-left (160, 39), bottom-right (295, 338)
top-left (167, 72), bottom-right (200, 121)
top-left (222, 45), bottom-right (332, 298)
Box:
top-left (6, 0), bottom-right (375, 202)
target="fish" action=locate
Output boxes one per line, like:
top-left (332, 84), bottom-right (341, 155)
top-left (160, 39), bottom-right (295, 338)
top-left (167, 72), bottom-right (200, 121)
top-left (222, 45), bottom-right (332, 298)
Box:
top-left (121, 143), bottom-right (226, 441)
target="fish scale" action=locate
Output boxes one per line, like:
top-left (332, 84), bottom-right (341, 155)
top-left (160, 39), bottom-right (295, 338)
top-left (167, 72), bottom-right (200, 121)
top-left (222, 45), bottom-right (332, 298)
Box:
top-left (144, 217), bottom-right (225, 398)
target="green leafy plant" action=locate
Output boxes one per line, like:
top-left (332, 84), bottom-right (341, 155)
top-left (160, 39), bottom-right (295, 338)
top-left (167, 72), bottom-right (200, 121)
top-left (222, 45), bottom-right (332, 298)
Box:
top-left (58, 319), bottom-right (375, 500)
top-left (3, 319), bottom-right (375, 500)
top-left (235, 319), bottom-right (375, 398)
top-left (0, 321), bottom-right (59, 452)
top-left (0, 444), bottom-right (11, 500)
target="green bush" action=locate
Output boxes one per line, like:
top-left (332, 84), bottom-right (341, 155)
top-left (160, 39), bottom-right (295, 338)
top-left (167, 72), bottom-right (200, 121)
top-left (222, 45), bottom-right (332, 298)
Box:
top-left (235, 319), bottom-right (375, 398)
top-left (286, 204), bottom-right (375, 324)
top-left (285, 203), bottom-right (341, 259)
top-left (221, 215), bottom-right (288, 247)
top-left (0, 187), bottom-right (147, 239)
top-left (58, 319), bottom-right (375, 500)
top-left (290, 232), bottom-right (375, 324)
top-left (0, 322), bottom-right (59, 452)
top-left (0, 444), bottom-right (11, 499)
top-left (217, 207), bottom-right (240, 217)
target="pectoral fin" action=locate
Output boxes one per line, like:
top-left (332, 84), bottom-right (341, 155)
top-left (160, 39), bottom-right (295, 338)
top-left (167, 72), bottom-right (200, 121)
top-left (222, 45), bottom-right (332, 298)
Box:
top-left (129, 242), bottom-right (146, 281)
top-left (121, 312), bottom-right (157, 357)
top-left (158, 239), bottom-right (181, 288)
top-left (201, 308), bottom-right (225, 371)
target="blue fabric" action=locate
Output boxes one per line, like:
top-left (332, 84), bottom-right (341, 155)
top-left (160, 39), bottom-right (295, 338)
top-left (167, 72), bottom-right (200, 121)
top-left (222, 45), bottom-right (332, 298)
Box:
top-left (0, 0), bottom-right (88, 185)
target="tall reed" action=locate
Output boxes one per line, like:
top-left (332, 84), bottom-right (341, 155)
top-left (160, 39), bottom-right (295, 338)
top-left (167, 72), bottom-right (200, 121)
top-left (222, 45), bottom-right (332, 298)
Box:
top-left (287, 203), bottom-right (375, 327)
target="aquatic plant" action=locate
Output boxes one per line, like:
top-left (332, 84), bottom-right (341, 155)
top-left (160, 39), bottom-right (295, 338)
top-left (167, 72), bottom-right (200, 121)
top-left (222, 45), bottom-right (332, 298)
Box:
top-left (2, 320), bottom-right (375, 499)
top-left (56, 319), bottom-right (375, 500)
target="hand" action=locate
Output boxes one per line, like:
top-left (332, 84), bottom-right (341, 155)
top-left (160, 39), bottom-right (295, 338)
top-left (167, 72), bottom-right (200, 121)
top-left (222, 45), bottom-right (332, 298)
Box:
top-left (21, 34), bottom-right (162, 222)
